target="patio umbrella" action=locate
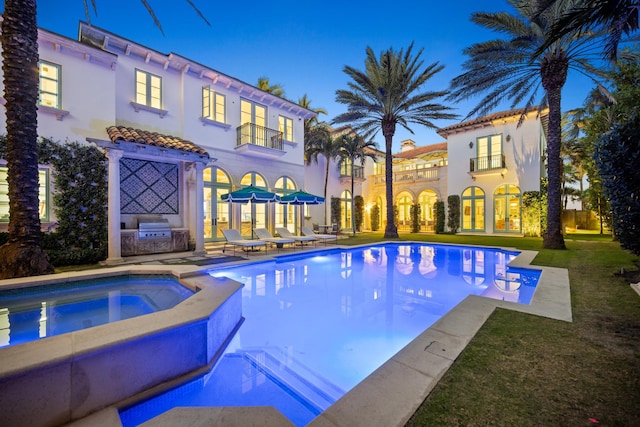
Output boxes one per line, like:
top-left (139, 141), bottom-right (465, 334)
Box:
top-left (279, 190), bottom-right (325, 232)
top-left (221, 185), bottom-right (279, 239)
top-left (221, 185), bottom-right (280, 203)
top-left (279, 190), bottom-right (325, 205)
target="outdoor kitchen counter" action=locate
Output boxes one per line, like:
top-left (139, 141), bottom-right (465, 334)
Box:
top-left (121, 228), bottom-right (189, 256)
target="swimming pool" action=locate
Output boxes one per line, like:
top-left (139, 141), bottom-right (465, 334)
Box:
top-left (0, 275), bottom-right (194, 348)
top-left (120, 243), bottom-right (540, 426)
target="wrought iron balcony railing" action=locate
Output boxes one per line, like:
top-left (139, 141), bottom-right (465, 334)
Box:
top-left (236, 123), bottom-right (283, 151)
top-left (470, 154), bottom-right (506, 172)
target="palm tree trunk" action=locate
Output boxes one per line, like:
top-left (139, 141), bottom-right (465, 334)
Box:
top-left (382, 121), bottom-right (398, 238)
top-left (0, 0), bottom-right (55, 278)
top-left (351, 166), bottom-right (356, 237)
top-left (541, 58), bottom-right (567, 250)
top-left (323, 156), bottom-right (330, 224)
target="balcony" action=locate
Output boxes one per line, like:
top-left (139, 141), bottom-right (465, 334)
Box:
top-left (469, 154), bottom-right (507, 178)
top-left (339, 164), bottom-right (365, 184)
top-left (235, 123), bottom-right (285, 158)
top-left (372, 167), bottom-right (441, 185)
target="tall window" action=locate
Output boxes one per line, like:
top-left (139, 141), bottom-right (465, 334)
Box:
top-left (202, 86), bottom-right (226, 123)
top-left (39, 61), bottom-right (61, 109)
top-left (240, 172), bottom-right (268, 237)
top-left (494, 184), bottom-right (521, 233)
top-left (340, 190), bottom-right (352, 230)
top-left (135, 69), bottom-right (162, 109)
top-left (278, 116), bottom-right (293, 141)
top-left (396, 191), bottom-right (413, 230)
top-left (275, 177), bottom-right (296, 231)
top-left (476, 134), bottom-right (503, 170)
top-left (461, 186), bottom-right (485, 231)
top-left (0, 166), bottom-right (49, 222)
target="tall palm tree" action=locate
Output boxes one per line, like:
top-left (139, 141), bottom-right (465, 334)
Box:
top-left (448, 0), bottom-right (612, 249)
top-left (0, 0), bottom-right (209, 278)
top-left (305, 124), bottom-right (341, 224)
top-left (333, 43), bottom-right (456, 238)
top-left (257, 76), bottom-right (285, 98)
top-left (535, 0), bottom-right (639, 61)
top-left (337, 135), bottom-right (378, 236)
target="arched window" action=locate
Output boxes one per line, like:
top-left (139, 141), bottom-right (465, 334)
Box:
top-left (461, 187), bottom-right (485, 231)
top-left (396, 191), bottom-right (413, 231)
top-left (494, 184), bottom-right (521, 233)
top-left (240, 172), bottom-right (269, 237)
top-left (275, 176), bottom-right (297, 232)
top-left (418, 190), bottom-right (437, 231)
top-left (203, 167), bottom-right (232, 241)
top-left (340, 190), bottom-right (352, 230)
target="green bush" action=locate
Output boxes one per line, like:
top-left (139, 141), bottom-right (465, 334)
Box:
top-left (330, 197), bottom-right (341, 229)
top-left (522, 181), bottom-right (547, 237)
top-left (47, 247), bottom-right (107, 267)
top-left (434, 201), bottom-right (445, 234)
top-left (447, 195), bottom-right (460, 234)
top-left (354, 195), bottom-right (364, 231)
top-left (410, 203), bottom-right (421, 233)
top-left (370, 204), bottom-right (380, 231)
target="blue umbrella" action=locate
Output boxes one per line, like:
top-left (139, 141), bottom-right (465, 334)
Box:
top-left (279, 190), bottom-right (324, 205)
top-left (221, 185), bottom-right (280, 203)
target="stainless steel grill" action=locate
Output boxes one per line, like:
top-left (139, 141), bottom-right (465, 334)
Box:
top-left (138, 218), bottom-right (172, 240)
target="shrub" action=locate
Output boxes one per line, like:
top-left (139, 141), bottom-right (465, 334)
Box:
top-left (370, 204), bottom-right (380, 231)
top-left (434, 201), bottom-right (445, 234)
top-left (354, 195), bottom-right (364, 231)
top-left (447, 195), bottom-right (460, 234)
top-left (522, 180), bottom-right (548, 237)
top-left (330, 197), bottom-right (341, 229)
top-left (410, 203), bottom-right (421, 233)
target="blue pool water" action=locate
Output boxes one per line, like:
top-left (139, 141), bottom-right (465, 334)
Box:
top-left (0, 275), bottom-right (194, 348)
top-left (120, 243), bottom-right (540, 426)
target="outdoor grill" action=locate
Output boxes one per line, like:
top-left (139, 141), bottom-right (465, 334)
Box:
top-left (137, 218), bottom-right (172, 240)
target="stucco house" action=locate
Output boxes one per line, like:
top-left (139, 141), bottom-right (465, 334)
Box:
top-left (0, 22), bottom-right (316, 263)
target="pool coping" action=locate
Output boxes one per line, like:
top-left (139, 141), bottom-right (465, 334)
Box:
top-left (68, 242), bottom-right (572, 427)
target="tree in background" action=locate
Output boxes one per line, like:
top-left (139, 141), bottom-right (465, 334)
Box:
top-left (337, 135), bottom-right (378, 236)
top-left (448, 0), bottom-right (615, 250)
top-left (334, 43), bottom-right (456, 239)
top-left (305, 124), bottom-right (341, 224)
top-left (298, 94), bottom-right (327, 137)
top-left (257, 76), bottom-right (285, 98)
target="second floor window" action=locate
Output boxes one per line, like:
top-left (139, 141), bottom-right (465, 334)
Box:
top-left (135, 69), bottom-right (162, 109)
top-left (39, 61), bottom-right (61, 109)
top-left (476, 134), bottom-right (503, 170)
top-left (202, 86), bottom-right (226, 123)
top-left (278, 116), bottom-right (293, 141)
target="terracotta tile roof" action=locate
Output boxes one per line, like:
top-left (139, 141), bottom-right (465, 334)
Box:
top-left (106, 126), bottom-right (208, 156)
top-left (437, 108), bottom-right (532, 137)
top-left (394, 142), bottom-right (447, 159)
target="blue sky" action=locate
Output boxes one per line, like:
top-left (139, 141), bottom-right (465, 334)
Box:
top-left (4, 0), bottom-right (598, 150)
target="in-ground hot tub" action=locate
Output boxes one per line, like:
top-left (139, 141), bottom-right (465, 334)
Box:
top-left (0, 267), bottom-right (244, 427)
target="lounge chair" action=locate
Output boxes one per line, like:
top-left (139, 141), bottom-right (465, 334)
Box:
top-left (301, 226), bottom-right (338, 245)
top-left (221, 228), bottom-right (266, 255)
top-left (275, 227), bottom-right (317, 246)
top-left (253, 228), bottom-right (295, 250)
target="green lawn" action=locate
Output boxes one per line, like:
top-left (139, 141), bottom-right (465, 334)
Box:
top-left (341, 231), bottom-right (640, 426)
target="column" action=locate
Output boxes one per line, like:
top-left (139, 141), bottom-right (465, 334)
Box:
top-left (105, 149), bottom-right (124, 265)
top-left (187, 162), bottom-right (206, 255)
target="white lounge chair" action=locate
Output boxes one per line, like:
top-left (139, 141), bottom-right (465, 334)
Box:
top-left (301, 226), bottom-right (337, 245)
top-left (221, 229), bottom-right (266, 255)
top-left (275, 227), bottom-right (317, 246)
top-left (253, 228), bottom-right (295, 250)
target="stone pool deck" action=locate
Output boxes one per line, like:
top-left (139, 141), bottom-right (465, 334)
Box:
top-left (7, 243), bottom-right (572, 427)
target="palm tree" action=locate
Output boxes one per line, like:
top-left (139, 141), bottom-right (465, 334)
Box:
top-left (448, 0), bottom-right (612, 249)
top-left (304, 124), bottom-right (342, 224)
top-left (337, 135), bottom-right (378, 236)
top-left (535, 0), bottom-right (639, 61)
top-left (257, 76), bottom-right (285, 98)
top-left (333, 43), bottom-right (456, 238)
top-left (0, 0), bottom-right (209, 278)
top-left (298, 94), bottom-right (328, 136)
